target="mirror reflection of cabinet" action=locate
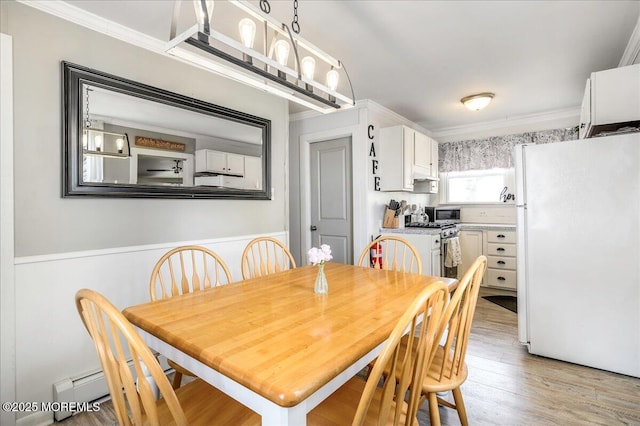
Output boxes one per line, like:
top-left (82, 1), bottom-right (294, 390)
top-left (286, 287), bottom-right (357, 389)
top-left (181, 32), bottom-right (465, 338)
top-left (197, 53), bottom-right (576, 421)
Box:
top-left (196, 150), bottom-right (245, 177)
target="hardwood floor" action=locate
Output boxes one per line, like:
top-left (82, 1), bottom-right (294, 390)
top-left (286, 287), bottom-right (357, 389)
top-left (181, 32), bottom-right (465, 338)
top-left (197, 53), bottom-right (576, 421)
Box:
top-left (59, 287), bottom-right (640, 426)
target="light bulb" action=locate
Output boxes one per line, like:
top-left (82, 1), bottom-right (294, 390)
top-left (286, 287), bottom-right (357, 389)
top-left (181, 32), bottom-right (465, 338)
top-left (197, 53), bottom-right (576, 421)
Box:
top-left (274, 40), bottom-right (290, 80)
top-left (326, 69), bottom-right (340, 91)
top-left (193, 0), bottom-right (214, 29)
top-left (94, 134), bottom-right (103, 152)
top-left (239, 18), bottom-right (256, 48)
top-left (301, 56), bottom-right (316, 80)
top-left (301, 56), bottom-right (316, 92)
top-left (239, 18), bottom-right (256, 64)
top-left (274, 40), bottom-right (290, 66)
top-left (116, 138), bottom-right (124, 154)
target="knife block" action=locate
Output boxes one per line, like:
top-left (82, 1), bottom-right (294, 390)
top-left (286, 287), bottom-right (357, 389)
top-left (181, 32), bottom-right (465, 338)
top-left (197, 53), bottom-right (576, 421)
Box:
top-left (383, 208), bottom-right (399, 228)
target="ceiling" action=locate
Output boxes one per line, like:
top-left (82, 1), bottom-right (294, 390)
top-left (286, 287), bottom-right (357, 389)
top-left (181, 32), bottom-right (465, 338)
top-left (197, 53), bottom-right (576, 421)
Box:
top-left (56, 1), bottom-right (640, 135)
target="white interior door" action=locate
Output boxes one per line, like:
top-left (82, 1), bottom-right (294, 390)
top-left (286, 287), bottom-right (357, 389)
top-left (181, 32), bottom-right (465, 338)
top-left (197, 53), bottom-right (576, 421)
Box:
top-left (309, 137), bottom-right (353, 264)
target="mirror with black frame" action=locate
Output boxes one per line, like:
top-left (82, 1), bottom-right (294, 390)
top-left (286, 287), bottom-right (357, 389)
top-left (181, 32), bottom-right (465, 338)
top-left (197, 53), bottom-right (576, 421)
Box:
top-left (62, 61), bottom-right (271, 199)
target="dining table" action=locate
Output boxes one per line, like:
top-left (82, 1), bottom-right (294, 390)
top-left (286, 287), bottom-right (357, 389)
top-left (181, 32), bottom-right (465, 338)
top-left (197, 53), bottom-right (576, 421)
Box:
top-left (123, 262), bottom-right (457, 425)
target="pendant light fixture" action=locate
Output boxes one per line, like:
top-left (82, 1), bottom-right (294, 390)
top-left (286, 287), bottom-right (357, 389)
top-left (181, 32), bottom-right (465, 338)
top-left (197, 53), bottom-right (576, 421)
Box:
top-left (461, 92), bottom-right (495, 111)
top-left (166, 0), bottom-right (355, 114)
top-left (82, 86), bottom-right (130, 158)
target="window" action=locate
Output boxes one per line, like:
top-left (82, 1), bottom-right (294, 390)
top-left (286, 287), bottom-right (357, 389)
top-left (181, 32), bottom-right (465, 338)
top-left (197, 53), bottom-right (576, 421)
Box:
top-left (440, 168), bottom-right (515, 204)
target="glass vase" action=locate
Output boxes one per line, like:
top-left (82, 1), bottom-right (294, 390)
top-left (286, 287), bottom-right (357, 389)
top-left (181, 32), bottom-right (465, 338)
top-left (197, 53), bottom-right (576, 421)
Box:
top-left (314, 263), bottom-right (328, 294)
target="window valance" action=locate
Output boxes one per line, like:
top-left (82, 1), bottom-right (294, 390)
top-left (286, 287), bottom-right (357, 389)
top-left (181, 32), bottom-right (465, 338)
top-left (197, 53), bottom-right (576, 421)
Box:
top-left (438, 127), bottom-right (578, 172)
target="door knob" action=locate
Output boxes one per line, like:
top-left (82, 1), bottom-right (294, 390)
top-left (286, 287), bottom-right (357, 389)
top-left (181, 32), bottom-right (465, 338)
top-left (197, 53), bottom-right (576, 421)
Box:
top-left (310, 225), bottom-right (317, 231)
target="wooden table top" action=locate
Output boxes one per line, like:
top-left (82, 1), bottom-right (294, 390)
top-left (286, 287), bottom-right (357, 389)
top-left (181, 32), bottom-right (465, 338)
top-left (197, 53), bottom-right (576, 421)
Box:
top-left (123, 263), bottom-right (456, 407)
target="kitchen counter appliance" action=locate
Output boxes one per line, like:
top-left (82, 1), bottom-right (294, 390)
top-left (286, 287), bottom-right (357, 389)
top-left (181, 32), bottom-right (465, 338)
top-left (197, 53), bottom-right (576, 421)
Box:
top-left (424, 207), bottom-right (461, 223)
top-left (407, 221), bottom-right (459, 278)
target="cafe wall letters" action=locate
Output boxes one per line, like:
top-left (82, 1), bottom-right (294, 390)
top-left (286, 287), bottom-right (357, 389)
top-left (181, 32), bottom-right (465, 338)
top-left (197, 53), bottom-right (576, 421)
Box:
top-left (368, 124), bottom-right (380, 191)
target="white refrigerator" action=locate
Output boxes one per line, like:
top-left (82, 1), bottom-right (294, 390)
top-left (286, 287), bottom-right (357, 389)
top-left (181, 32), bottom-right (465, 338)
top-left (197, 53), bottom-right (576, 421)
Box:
top-left (514, 134), bottom-right (639, 378)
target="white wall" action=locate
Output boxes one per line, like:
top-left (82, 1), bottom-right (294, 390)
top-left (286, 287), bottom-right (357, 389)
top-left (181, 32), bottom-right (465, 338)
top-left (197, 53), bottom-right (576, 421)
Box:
top-left (1, 3), bottom-right (289, 424)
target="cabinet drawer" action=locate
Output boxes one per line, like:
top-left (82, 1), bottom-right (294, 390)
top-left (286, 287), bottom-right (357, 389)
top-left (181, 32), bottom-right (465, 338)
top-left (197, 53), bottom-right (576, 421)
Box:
top-left (487, 230), bottom-right (516, 244)
top-left (487, 255), bottom-right (516, 270)
top-left (486, 269), bottom-right (517, 289)
top-left (487, 243), bottom-right (516, 257)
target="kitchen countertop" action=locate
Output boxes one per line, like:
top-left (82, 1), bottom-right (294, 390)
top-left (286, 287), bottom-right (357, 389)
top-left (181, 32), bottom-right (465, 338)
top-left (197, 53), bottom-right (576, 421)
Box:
top-left (458, 223), bottom-right (516, 230)
top-left (379, 227), bottom-right (441, 235)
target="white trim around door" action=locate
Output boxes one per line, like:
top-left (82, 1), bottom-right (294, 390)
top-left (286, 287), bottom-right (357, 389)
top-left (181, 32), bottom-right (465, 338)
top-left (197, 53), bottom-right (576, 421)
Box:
top-left (1, 32), bottom-right (17, 426)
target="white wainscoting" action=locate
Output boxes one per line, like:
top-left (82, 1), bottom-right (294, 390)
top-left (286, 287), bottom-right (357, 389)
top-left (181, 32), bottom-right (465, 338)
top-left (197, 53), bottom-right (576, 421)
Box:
top-left (14, 231), bottom-right (288, 426)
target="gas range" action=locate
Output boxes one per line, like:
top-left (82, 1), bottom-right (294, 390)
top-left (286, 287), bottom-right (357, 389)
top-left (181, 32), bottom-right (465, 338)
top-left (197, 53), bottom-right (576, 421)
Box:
top-left (406, 221), bottom-right (458, 238)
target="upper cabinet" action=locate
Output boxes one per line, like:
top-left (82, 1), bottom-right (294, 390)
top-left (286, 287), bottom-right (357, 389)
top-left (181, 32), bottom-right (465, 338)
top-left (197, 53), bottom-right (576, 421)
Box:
top-left (379, 125), bottom-right (439, 192)
top-left (196, 149), bottom-right (245, 177)
top-left (579, 64), bottom-right (640, 139)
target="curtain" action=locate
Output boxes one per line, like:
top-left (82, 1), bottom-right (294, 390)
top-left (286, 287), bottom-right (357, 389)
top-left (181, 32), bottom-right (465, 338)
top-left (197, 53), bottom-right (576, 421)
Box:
top-left (438, 127), bottom-right (578, 172)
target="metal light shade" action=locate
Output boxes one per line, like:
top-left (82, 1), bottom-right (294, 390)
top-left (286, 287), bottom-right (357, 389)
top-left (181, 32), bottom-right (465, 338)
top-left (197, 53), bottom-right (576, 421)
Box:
top-left (461, 92), bottom-right (495, 111)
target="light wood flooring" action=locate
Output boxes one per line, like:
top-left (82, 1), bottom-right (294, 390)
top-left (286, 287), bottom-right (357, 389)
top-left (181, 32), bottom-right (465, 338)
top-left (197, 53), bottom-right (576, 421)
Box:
top-left (59, 287), bottom-right (640, 425)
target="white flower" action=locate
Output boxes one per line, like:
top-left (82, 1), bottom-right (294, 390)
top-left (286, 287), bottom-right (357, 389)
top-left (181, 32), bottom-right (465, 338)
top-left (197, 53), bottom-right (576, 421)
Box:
top-left (307, 245), bottom-right (333, 265)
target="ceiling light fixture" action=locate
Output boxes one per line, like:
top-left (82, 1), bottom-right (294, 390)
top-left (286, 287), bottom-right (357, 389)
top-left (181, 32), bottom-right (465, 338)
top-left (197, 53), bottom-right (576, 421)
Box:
top-left (461, 92), bottom-right (495, 111)
top-left (166, 0), bottom-right (355, 114)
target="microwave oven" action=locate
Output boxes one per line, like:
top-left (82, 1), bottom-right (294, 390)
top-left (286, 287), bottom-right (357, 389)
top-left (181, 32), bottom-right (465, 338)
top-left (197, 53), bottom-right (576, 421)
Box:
top-left (424, 206), bottom-right (461, 223)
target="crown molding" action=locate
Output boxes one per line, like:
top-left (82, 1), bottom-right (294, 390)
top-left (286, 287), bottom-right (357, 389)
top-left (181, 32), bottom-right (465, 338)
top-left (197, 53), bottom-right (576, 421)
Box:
top-left (18, 0), bottom-right (166, 53)
top-left (430, 107), bottom-right (580, 142)
top-left (620, 15), bottom-right (640, 66)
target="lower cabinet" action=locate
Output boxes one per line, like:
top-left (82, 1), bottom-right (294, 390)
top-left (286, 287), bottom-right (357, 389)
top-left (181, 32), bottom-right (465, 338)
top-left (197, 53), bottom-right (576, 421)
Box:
top-left (382, 232), bottom-right (441, 276)
top-left (458, 228), bottom-right (517, 290)
top-left (458, 230), bottom-right (483, 283)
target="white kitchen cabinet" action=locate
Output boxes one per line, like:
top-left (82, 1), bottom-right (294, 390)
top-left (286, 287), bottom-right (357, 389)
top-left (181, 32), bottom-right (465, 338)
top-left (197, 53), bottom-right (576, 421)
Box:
top-left (484, 230), bottom-right (517, 290)
top-left (381, 231), bottom-right (440, 276)
top-left (458, 230), bottom-right (483, 282)
top-left (379, 125), bottom-right (439, 192)
top-left (579, 63), bottom-right (640, 139)
top-left (413, 131), bottom-right (431, 176)
top-left (379, 126), bottom-right (414, 191)
top-left (195, 149), bottom-right (245, 176)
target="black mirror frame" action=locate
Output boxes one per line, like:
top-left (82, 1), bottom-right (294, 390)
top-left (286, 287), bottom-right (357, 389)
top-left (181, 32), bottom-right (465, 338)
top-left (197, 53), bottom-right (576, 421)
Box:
top-left (62, 61), bottom-right (271, 199)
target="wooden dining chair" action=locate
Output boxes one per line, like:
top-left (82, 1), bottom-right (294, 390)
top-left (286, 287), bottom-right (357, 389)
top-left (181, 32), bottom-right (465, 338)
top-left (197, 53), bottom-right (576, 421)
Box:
top-left (357, 235), bottom-right (422, 274)
top-left (307, 282), bottom-right (449, 425)
top-left (149, 245), bottom-right (232, 388)
top-left (75, 289), bottom-right (260, 426)
top-left (421, 255), bottom-right (487, 426)
top-left (241, 236), bottom-right (296, 280)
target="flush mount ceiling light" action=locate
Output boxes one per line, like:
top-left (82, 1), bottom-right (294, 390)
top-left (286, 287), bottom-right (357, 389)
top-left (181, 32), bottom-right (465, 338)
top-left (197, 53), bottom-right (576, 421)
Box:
top-left (461, 92), bottom-right (495, 111)
top-left (166, 0), bottom-right (355, 114)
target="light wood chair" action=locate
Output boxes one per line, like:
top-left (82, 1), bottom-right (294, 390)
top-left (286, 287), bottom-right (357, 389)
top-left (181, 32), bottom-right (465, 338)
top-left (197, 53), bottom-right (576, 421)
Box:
top-left (307, 282), bottom-right (449, 425)
top-left (241, 236), bottom-right (296, 280)
top-left (149, 245), bottom-right (232, 388)
top-left (357, 235), bottom-right (422, 274)
top-left (75, 289), bottom-right (260, 426)
top-left (421, 255), bottom-right (487, 426)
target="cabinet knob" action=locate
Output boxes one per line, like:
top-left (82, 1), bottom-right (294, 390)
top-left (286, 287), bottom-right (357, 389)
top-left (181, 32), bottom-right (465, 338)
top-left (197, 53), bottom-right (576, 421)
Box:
top-left (497, 276), bottom-right (506, 281)
top-left (497, 260), bottom-right (506, 265)
top-left (310, 225), bottom-right (317, 231)
top-left (497, 247), bottom-right (505, 251)
top-left (497, 234), bottom-right (505, 238)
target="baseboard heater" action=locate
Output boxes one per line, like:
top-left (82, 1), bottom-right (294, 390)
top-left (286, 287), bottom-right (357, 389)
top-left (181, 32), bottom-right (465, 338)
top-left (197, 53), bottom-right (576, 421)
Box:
top-left (53, 355), bottom-right (171, 421)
